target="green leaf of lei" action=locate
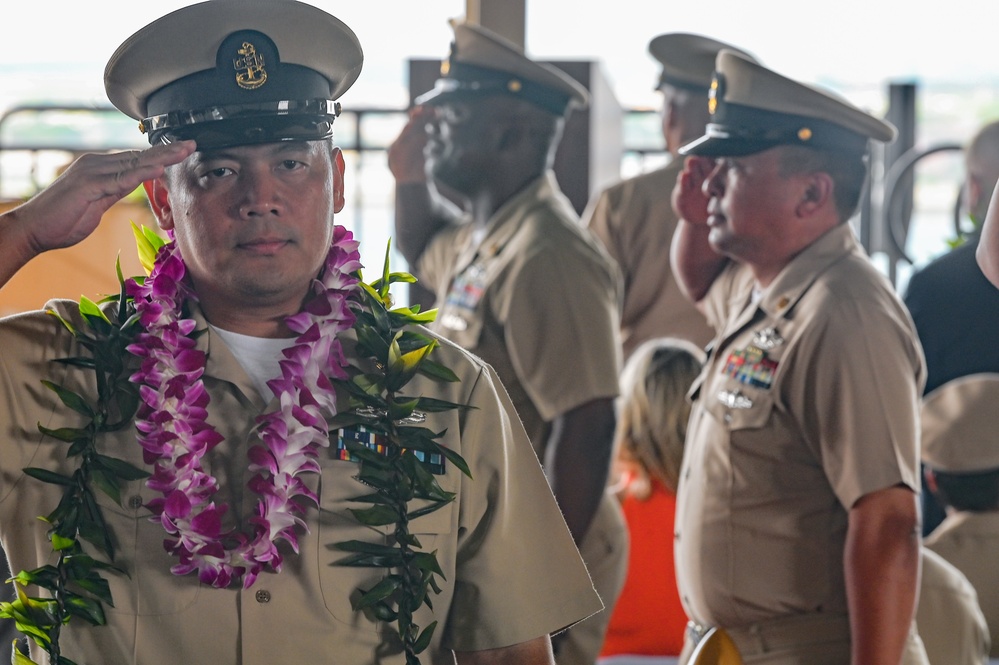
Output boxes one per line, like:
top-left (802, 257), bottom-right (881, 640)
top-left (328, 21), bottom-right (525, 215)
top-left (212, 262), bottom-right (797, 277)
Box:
top-left (9, 232), bottom-right (472, 665)
top-left (130, 221), bottom-right (166, 275)
top-left (331, 242), bottom-right (475, 663)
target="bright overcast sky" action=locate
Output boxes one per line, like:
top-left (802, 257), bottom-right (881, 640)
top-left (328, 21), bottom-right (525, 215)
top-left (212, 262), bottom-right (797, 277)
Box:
top-left (2, 0), bottom-right (997, 114)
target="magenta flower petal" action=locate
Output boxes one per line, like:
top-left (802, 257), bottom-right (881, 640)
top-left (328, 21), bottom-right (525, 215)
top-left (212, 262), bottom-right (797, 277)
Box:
top-left (190, 507), bottom-right (223, 538)
top-left (164, 490), bottom-right (192, 520)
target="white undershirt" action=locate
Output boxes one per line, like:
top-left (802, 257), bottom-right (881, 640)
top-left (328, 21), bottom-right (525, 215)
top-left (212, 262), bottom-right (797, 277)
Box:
top-left (210, 325), bottom-right (296, 403)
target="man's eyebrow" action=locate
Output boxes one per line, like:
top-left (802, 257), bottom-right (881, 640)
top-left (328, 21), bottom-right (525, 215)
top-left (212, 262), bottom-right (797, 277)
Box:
top-left (194, 142), bottom-right (314, 163)
top-left (272, 141), bottom-right (312, 153)
top-left (191, 149), bottom-right (239, 163)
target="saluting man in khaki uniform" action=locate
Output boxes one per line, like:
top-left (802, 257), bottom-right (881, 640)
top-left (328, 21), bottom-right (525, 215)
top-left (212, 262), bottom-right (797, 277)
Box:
top-left (388, 21), bottom-right (625, 665)
top-left (921, 373), bottom-right (999, 660)
top-left (582, 34), bottom-right (755, 359)
top-left (671, 51), bottom-right (929, 664)
top-left (0, 2), bottom-right (604, 663)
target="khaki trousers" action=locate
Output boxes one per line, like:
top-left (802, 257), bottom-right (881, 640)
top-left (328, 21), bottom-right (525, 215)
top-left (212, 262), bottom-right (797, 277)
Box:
top-left (556, 493), bottom-right (629, 665)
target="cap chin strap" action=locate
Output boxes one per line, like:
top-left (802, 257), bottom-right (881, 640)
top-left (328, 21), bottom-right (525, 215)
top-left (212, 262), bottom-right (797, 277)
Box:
top-left (141, 99), bottom-right (340, 147)
top-left (416, 62), bottom-right (573, 116)
top-left (679, 101), bottom-right (871, 157)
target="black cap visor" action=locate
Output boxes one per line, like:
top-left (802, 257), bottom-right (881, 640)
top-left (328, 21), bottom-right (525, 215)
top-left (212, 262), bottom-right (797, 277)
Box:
top-left (655, 72), bottom-right (708, 94)
top-left (142, 99), bottom-right (339, 149)
top-left (416, 62), bottom-right (570, 115)
top-left (680, 102), bottom-right (870, 157)
top-left (415, 79), bottom-right (485, 106)
top-left (679, 125), bottom-right (782, 157)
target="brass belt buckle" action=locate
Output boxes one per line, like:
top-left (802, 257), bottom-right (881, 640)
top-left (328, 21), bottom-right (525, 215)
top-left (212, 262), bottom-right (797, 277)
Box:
top-left (689, 626), bottom-right (743, 665)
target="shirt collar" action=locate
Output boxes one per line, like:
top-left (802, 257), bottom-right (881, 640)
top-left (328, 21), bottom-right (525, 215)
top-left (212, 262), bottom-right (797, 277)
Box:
top-left (473, 171), bottom-right (558, 259)
top-left (756, 223), bottom-right (859, 320)
top-left (191, 301), bottom-right (266, 409)
top-left (192, 299), bottom-right (361, 413)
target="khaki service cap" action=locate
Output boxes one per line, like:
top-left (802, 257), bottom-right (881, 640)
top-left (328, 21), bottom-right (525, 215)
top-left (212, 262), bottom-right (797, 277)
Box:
top-left (921, 373), bottom-right (999, 473)
top-left (416, 20), bottom-right (588, 116)
top-left (104, 0), bottom-right (363, 149)
top-left (648, 33), bottom-right (756, 93)
top-left (680, 49), bottom-right (896, 157)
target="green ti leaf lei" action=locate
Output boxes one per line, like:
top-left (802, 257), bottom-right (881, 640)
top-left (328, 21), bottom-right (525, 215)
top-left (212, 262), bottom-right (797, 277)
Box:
top-left (0, 229), bottom-right (471, 665)
top-left (331, 242), bottom-right (472, 664)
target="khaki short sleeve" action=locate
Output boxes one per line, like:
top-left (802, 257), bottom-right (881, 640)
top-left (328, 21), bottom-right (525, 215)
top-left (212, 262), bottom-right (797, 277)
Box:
top-left (498, 244), bottom-right (621, 421)
top-left (789, 293), bottom-right (923, 508)
top-left (441, 361), bottom-right (602, 650)
top-left (584, 164), bottom-right (714, 355)
top-left (581, 186), bottom-right (623, 266)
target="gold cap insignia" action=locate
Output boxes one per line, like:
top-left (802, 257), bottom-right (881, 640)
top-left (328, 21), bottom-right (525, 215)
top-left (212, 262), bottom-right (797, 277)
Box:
top-left (508, 79), bottom-right (522, 93)
top-left (442, 40), bottom-right (456, 76)
top-left (708, 74), bottom-right (723, 115)
top-left (233, 41), bottom-right (267, 90)
top-left (797, 127), bottom-right (813, 142)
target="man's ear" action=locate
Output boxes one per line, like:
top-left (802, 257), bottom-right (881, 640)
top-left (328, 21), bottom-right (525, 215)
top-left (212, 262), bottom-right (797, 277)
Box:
top-left (663, 98), bottom-right (680, 134)
top-left (662, 100), bottom-right (680, 154)
top-left (966, 176), bottom-right (983, 220)
top-left (143, 178), bottom-right (175, 231)
top-left (795, 171), bottom-right (834, 219)
top-left (332, 147), bottom-right (346, 214)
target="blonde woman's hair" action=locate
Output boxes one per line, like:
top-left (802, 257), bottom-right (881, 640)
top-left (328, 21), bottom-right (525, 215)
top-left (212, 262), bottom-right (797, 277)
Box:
top-left (613, 337), bottom-right (704, 499)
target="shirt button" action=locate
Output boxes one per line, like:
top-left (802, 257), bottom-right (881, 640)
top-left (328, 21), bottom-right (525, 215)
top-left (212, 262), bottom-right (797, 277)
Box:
top-left (255, 590), bottom-right (271, 603)
top-left (127, 495), bottom-right (143, 509)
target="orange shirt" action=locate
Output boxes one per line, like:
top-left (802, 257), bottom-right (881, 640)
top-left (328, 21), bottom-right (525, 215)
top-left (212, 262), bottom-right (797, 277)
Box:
top-left (600, 480), bottom-right (687, 656)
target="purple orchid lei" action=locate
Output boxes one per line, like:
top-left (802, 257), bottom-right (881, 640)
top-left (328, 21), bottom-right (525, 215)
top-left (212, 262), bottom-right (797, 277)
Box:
top-left (125, 226), bottom-right (362, 589)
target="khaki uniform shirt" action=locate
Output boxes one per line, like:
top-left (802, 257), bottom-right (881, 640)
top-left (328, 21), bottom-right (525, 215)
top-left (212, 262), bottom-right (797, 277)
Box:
top-left (582, 161), bottom-right (714, 358)
top-left (675, 224), bottom-right (925, 629)
top-left (417, 172), bottom-right (626, 665)
top-left (0, 300), bottom-right (602, 665)
top-left (916, 547), bottom-right (990, 665)
top-left (418, 171), bottom-right (622, 454)
top-left (926, 511), bottom-right (999, 658)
